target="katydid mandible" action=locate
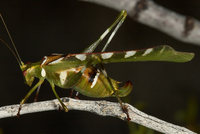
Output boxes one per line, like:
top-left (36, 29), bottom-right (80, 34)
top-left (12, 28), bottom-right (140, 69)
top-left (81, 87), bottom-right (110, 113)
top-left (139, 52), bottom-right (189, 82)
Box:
top-left (0, 10), bottom-right (194, 120)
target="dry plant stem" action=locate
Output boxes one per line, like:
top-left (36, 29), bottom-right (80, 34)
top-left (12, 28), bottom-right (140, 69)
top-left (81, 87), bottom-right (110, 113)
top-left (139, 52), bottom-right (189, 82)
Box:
top-left (0, 97), bottom-right (196, 134)
top-left (82, 0), bottom-right (200, 46)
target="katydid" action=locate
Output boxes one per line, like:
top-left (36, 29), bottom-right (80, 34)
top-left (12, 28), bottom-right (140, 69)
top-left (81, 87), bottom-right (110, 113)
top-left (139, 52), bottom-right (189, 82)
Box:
top-left (0, 10), bottom-right (194, 120)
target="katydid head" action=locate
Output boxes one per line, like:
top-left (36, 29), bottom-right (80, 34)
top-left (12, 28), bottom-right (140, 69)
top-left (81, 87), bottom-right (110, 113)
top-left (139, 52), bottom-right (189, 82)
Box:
top-left (0, 14), bottom-right (38, 86)
top-left (21, 62), bottom-right (42, 87)
top-left (21, 63), bottom-right (35, 86)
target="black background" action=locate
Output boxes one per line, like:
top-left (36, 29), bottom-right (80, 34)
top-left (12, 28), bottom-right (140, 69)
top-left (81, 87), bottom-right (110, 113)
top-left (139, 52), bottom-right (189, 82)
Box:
top-left (0, 0), bottom-right (199, 134)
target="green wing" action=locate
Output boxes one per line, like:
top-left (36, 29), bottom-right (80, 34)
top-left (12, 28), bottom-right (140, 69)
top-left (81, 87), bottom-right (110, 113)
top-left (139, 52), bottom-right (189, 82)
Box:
top-left (64, 45), bottom-right (194, 66)
top-left (47, 45), bottom-right (194, 72)
top-left (99, 45), bottom-right (194, 63)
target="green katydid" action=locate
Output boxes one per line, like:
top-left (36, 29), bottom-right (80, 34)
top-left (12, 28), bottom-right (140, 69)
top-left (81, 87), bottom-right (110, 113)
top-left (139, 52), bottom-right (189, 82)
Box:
top-left (0, 10), bottom-right (194, 120)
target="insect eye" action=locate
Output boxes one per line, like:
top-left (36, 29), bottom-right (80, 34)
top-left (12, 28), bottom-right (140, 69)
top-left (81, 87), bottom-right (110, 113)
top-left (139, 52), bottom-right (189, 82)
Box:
top-left (23, 70), bottom-right (27, 76)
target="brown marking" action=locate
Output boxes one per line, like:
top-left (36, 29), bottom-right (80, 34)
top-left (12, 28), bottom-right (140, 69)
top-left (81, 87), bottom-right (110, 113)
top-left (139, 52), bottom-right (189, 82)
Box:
top-left (65, 53), bottom-right (73, 59)
top-left (88, 68), bottom-right (97, 83)
top-left (82, 67), bottom-right (95, 82)
top-left (41, 55), bottom-right (63, 66)
top-left (183, 16), bottom-right (194, 37)
top-left (122, 105), bottom-right (131, 121)
top-left (132, 0), bottom-right (148, 19)
top-left (78, 67), bottom-right (99, 87)
top-left (75, 66), bottom-right (83, 72)
top-left (123, 81), bottom-right (133, 88)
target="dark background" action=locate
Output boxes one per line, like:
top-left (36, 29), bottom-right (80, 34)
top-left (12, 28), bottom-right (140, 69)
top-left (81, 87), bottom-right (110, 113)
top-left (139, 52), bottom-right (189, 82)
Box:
top-left (0, 0), bottom-right (199, 134)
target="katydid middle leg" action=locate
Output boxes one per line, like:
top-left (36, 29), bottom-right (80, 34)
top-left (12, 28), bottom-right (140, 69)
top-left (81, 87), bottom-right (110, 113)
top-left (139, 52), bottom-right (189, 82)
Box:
top-left (34, 85), bottom-right (41, 102)
top-left (50, 82), bottom-right (68, 112)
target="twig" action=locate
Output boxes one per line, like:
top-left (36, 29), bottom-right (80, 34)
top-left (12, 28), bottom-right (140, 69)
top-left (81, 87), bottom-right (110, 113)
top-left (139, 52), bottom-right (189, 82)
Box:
top-left (0, 97), bottom-right (196, 134)
top-left (81, 0), bottom-right (200, 46)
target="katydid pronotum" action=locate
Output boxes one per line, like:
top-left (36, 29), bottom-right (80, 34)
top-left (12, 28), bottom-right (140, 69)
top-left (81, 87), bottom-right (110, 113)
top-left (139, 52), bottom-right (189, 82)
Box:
top-left (0, 10), bottom-right (194, 120)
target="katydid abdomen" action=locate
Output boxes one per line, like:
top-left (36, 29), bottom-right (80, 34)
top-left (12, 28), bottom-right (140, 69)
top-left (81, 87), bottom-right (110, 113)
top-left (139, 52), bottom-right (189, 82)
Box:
top-left (73, 67), bottom-right (133, 98)
top-left (46, 66), bottom-right (133, 98)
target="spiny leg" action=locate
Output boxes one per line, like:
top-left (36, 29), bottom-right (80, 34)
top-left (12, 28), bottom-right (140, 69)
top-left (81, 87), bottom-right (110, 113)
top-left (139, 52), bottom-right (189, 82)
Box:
top-left (83, 10), bottom-right (127, 53)
top-left (17, 79), bottom-right (44, 116)
top-left (50, 82), bottom-right (68, 112)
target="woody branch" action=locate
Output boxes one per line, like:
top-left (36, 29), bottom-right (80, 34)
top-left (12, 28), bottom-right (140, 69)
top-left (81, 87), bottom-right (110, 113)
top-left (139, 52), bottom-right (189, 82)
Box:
top-left (0, 97), bottom-right (196, 134)
top-left (82, 0), bottom-right (200, 46)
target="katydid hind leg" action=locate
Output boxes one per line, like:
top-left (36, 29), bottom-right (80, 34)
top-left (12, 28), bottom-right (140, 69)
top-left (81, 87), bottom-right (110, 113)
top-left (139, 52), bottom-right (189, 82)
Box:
top-left (17, 79), bottom-right (44, 116)
top-left (101, 10), bottom-right (127, 52)
top-left (98, 63), bottom-right (131, 120)
top-left (76, 10), bottom-right (127, 100)
top-left (107, 76), bottom-right (131, 120)
top-left (116, 96), bottom-right (131, 121)
top-left (83, 10), bottom-right (127, 53)
top-left (50, 82), bottom-right (68, 112)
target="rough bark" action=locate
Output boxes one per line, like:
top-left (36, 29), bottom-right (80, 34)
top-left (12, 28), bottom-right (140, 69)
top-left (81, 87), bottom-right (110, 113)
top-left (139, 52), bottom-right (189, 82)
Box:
top-left (0, 98), bottom-right (197, 134)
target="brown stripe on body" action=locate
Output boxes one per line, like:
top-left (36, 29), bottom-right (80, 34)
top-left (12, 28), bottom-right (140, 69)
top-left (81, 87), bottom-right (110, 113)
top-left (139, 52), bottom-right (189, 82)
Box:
top-left (81, 67), bottom-right (98, 85)
top-left (41, 55), bottom-right (64, 66)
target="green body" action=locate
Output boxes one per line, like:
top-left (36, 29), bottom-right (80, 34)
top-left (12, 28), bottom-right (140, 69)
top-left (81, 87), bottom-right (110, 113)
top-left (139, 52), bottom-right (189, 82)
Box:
top-left (23, 44), bottom-right (194, 99)
top-left (25, 58), bottom-right (133, 98)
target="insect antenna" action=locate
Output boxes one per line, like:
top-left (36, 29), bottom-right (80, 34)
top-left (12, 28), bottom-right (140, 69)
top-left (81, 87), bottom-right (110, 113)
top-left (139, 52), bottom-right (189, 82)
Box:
top-left (0, 38), bottom-right (22, 66)
top-left (0, 13), bottom-right (24, 66)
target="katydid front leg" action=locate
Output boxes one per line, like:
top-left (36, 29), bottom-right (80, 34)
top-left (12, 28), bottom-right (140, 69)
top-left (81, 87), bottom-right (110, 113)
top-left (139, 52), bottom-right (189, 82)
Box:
top-left (17, 79), bottom-right (44, 116)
